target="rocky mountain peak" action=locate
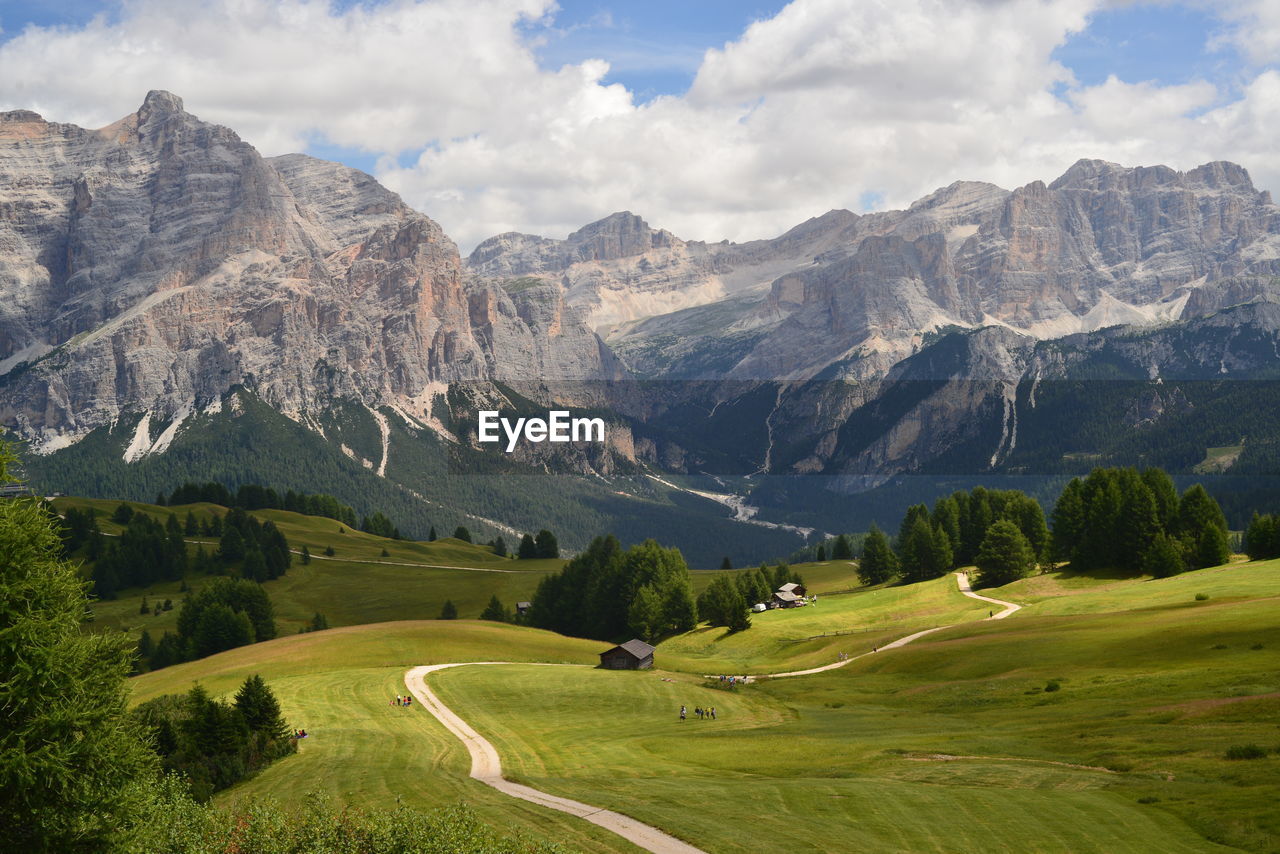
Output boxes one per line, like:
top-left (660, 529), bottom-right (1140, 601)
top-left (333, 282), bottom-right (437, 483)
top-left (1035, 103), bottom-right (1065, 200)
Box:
top-left (1, 109), bottom-right (45, 123)
top-left (566, 211), bottom-right (674, 261)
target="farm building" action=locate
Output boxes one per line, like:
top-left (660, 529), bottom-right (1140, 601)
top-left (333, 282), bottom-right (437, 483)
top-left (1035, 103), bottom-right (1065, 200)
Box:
top-left (778, 581), bottom-right (807, 598)
top-left (771, 590), bottom-right (801, 608)
top-left (598, 639), bottom-right (655, 670)
top-left (515, 601), bottom-right (532, 616)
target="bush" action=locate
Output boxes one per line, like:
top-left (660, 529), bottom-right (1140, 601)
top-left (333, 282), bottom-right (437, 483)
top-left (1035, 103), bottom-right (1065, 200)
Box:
top-left (1195, 592), bottom-right (1210, 601)
top-left (1225, 744), bottom-right (1268, 760)
top-left (1044, 680), bottom-right (1061, 693)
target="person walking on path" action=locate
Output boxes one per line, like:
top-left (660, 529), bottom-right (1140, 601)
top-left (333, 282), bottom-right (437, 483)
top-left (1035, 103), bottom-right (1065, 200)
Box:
top-left (680, 705), bottom-right (686, 721)
top-left (710, 707), bottom-right (716, 720)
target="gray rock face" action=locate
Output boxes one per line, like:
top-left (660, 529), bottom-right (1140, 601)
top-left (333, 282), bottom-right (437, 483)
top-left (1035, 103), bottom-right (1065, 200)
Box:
top-left (470, 161), bottom-right (1279, 386)
top-left (0, 93), bottom-right (615, 452)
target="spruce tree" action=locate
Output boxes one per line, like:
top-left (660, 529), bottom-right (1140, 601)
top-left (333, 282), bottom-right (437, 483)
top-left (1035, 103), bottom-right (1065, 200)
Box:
top-left (301, 545), bottom-right (311, 565)
top-left (0, 446), bottom-right (157, 849)
top-left (480, 595), bottom-right (509, 622)
top-left (816, 545), bottom-right (827, 561)
top-left (535, 529), bottom-right (559, 558)
top-left (518, 533), bottom-right (538, 559)
top-left (1140, 532), bottom-right (1185, 578)
top-left (832, 534), bottom-right (854, 560)
top-left (974, 520), bottom-right (1036, 587)
top-left (234, 674), bottom-right (289, 740)
top-left (453, 526), bottom-right (472, 543)
top-left (859, 523), bottom-right (899, 585)
top-left (627, 585), bottom-right (662, 642)
top-left (439, 599), bottom-right (458, 619)
top-left (720, 556), bottom-right (733, 570)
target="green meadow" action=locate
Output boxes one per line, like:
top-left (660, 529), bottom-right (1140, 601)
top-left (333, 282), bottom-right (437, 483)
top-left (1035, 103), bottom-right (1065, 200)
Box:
top-left (55, 496), bottom-right (561, 636)
top-left (124, 553), bottom-right (1280, 853)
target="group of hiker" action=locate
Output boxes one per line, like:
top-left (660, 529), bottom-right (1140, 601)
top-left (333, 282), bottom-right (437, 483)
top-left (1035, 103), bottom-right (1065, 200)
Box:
top-left (716, 674), bottom-right (747, 686)
top-left (678, 704), bottom-right (717, 721)
top-left (392, 694), bottom-right (414, 708)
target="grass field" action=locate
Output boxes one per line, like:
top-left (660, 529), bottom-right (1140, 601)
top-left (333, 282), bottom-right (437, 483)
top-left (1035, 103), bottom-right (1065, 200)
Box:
top-left (115, 513), bottom-right (1280, 853)
top-left (429, 565), bottom-right (1280, 852)
top-left (128, 621), bottom-right (641, 853)
top-left (56, 497), bottom-right (562, 637)
top-left (658, 574), bottom-right (989, 674)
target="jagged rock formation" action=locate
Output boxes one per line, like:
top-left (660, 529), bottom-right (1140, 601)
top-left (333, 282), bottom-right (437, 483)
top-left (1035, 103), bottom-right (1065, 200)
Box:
top-left (471, 162), bottom-right (1279, 385)
top-left (0, 92), bottom-right (617, 454)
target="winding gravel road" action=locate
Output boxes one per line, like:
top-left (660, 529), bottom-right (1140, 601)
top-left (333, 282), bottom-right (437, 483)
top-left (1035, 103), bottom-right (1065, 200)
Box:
top-left (404, 572), bottom-right (1020, 852)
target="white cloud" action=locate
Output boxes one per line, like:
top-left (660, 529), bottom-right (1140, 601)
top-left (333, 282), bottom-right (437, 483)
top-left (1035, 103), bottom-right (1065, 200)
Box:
top-left (1, 0), bottom-right (1278, 253)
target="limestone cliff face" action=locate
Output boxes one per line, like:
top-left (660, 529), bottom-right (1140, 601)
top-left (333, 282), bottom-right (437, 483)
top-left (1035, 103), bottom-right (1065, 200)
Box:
top-left (0, 93), bottom-right (614, 452)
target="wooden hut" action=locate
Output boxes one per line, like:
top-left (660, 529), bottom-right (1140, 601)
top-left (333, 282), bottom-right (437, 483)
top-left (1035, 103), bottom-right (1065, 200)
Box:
top-left (771, 590), bottom-right (801, 608)
top-left (598, 639), bottom-right (655, 670)
top-left (778, 581), bottom-right (807, 598)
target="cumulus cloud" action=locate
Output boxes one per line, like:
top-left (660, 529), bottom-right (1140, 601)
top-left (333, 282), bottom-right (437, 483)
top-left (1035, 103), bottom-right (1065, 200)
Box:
top-left (1, 0), bottom-right (1278, 252)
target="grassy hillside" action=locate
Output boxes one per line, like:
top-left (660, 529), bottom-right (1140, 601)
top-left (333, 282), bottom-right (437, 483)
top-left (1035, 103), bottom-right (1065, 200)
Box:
top-left (432, 562), bottom-right (1280, 853)
top-left (128, 621), bottom-right (635, 853)
top-left (57, 496), bottom-right (561, 637)
top-left (660, 573), bottom-right (988, 673)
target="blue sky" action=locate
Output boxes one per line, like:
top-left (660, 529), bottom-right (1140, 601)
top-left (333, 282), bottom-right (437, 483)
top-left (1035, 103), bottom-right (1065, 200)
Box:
top-left (2, 1), bottom-right (1276, 248)
top-left (0, 1), bottom-right (1255, 101)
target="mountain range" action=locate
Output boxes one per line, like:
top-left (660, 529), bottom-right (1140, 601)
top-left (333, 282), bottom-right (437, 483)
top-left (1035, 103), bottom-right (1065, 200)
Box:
top-left (3, 92), bottom-right (1279, 561)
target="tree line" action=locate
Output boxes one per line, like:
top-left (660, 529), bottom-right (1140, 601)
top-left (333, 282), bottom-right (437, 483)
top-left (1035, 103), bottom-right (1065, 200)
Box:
top-left (857, 467), bottom-right (1234, 588)
top-left (131, 675), bottom-right (295, 801)
top-left (142, 577), bottom-right (278, 671)
top-left (526, 536), bottom-right (698, 643)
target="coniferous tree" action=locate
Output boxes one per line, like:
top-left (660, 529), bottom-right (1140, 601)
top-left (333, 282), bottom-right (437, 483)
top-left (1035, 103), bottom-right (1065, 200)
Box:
top-left (1050, 477), bottom-right (1086, 562)
top-left (439, 599), bottom-right (458, 619)
top-left (428, 526), bottom-right (437, 541)
top-left (815, 544), bottom-right (827, 561)
top-left (234, 674), bottom-right (289, 740)
top-left (112, 502), bottom-right (135, 525)
top-left (185, 510), bottom-right (199, 536)
top-left (452, 526), bottom-right (472, 543)
top-left (517, 533), bottom-right (538, 559)
top-left (720, 556), bottom-right (733, 570)
top-left (535, 529), bottom-right (559, 558)
top-left (931, 522), bottom-right (955, 573)
top-left (1142, 467), bottom-right (1180, 532)
top-left (480, 595), bottom-right (510, 622)
top-left (1141, 531), bottom-right (1186, 578)
top-left (0, 444), bottom-right (161, 850)
top-left (974, 520), bottom-right (1037, 587)
top-left (932, 496), bottom-right (962, 559)
top-left (219, 525), bottom-right (246, 563)
top-left (899, 516), bottom-right (941, 582)
top-left (832, 534), bottom-right (854, 560)
top-left (859, 523), bottom-right (899, 585)
top-left (1246, 513), bottom-right (1280, 560)
top-left (301, 545), bottom-right (311, 565)
top-left (493, 536), bottom-right (507, 557)
top-left (697, 575), bottom-right (750, 630)
top-left (627, 585), bottom-right (663, 642)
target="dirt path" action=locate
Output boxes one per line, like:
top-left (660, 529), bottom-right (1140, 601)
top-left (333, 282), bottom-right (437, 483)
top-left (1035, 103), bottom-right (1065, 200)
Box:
top-left (404, 664), bottom-right (707, 854)
top-left (733, 572), bottom-right (1021, 682)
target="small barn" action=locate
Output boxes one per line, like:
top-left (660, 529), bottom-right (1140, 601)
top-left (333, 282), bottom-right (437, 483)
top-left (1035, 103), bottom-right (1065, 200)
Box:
top-left (778, 581), bottom-right (807, 598)
top-left (598, 639), bottom-right (655, 670)
top-left (772, 590), bottom-right (801, 608)
top-left (515, 601), bottom-right (532, 616)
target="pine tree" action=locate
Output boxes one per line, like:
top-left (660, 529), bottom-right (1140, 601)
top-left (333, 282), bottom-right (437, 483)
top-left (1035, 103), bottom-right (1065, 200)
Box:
top-left (832, 534), bottom-right (854, 560)
top-left (697, 575), bottom-right (749, 630)
top-left (493, 536), bottom-right (507, 557)
top-left (301, 545), bottom-right (311, 565)
top-left (219, 525), bottom-right (246, 562)
top-left (185, 511), bottom-right (199, 536)
top-left (428, 526), bottom-right (437, 541)
top-left (439, 599), bottom-right (458, 619)
top-left (974, 520), bottom-right (1037, 587)
top-left (480, 595), bottom-right (509, 622)
top-left (535, 529), bottom-right (559, 558)
top-left (0, 446), bottom-right (157, 848)
top-left (859, 523), bottom-right (899, 585)
top-left (517, 533), bottom-right (538, 559)
top-left (816, 545), bottom-right (827, 561)
top-left (1246, 513), bottom-right (1280, 560)
top-left (453, 526), bottom-right (472, 543)
top-left (1140, 532), bottom-right (1185, 578)
top-left (899, 516), bottom-right (941, 582)
top-left (234, 674), bottom-right (289, 740)
top-left (627, 585), bottom-right (663, 642)
top-left (720, 556), bottom-right (733, 570)
top-left (1192, 524), bottom-right (1230, 570)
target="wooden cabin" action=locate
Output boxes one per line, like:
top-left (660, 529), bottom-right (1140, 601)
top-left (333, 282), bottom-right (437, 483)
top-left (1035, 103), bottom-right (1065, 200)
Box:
top-left (598, 638), bottom-right (655, 670)
top-left (771, 590), bottom-right (801, 608)
top-left (777, 581), bottom-right (807, 598)
top-left (515, 601), bottom-right (532, 616)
